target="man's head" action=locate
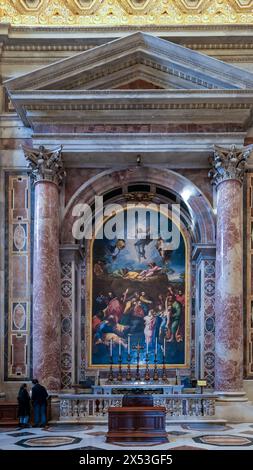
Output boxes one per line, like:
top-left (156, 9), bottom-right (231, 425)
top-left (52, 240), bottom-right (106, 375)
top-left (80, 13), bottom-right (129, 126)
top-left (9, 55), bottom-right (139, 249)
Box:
top-left (32, 378), bottom-right (39, 385)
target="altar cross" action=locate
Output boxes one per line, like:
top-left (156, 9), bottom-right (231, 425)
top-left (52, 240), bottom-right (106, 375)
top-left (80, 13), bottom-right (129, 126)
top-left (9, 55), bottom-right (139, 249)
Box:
top-left (132, 342), bottom-right (144, 354)
top-left (132, 342), bottom-right (144, 381)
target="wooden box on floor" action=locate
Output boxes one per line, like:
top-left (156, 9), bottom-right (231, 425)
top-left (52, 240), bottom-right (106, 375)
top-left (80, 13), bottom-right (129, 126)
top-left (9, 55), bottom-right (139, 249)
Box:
top-left (106, 406), bottom-right (168, 444)
top-left (0, 402), bottom-right (18, 426)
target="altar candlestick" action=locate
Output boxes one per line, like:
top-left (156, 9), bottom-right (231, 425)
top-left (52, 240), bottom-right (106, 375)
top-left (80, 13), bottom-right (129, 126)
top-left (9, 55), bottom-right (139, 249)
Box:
top-left (96, 370), bottom-right (100, 386)
top-left (163, 338), bottom-right (166, 357)
top-left (127, 335), bottom-right (130, 354)
top-left (110, 339), bottom-right (113, 356)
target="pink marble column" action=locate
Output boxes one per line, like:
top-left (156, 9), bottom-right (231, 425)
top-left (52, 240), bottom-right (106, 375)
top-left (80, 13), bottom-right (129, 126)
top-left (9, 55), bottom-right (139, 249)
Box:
top-left (23, 145), bottom-right (65, 391)
top-left (209, 145), bottom-right (253, 396)
top-left (215, 179), bottom-right (243, 392)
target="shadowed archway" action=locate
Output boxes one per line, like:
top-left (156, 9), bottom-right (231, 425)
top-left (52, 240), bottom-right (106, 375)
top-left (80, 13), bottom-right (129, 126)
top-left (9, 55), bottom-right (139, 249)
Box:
top-left (61, 166), bottom-right (215, 245)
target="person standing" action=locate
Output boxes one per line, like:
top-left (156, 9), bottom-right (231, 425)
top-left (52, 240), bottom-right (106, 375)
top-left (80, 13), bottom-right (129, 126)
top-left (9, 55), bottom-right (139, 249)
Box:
top-left (31, 379), bottom-right (49, 428)
top-left (17, 383), bottom-right (30, 428)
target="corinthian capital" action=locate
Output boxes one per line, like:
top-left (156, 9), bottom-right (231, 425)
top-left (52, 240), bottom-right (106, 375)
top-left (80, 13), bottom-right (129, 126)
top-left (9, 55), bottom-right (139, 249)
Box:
top-left (209, 144), bottom-right (253, 186)
top-left (23, 144), bottom-right (66, 186)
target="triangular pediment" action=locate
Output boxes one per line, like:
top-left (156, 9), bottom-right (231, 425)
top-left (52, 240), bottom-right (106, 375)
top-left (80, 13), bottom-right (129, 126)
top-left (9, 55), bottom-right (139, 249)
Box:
top-left (116, 79), bottom-right (163, 90)
top-left (5, 32), bottom-right (253, 92)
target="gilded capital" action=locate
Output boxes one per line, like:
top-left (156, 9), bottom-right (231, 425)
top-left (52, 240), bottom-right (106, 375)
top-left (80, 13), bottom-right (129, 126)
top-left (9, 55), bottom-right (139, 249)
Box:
top-left (23, 145), bottom-right (66, 186)
top-left (208, 144), bottom-right (253, 187)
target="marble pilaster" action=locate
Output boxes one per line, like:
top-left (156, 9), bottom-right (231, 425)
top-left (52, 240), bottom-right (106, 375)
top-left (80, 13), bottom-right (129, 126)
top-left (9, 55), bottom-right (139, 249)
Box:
top-left (23, 145), bottom-right (65, 391)
top-left (209, 145), bottom-right (253, 397)
top-left (192, 245), bottom-right (216, 389)
top-left (59, 244), bottom-right (84, 389)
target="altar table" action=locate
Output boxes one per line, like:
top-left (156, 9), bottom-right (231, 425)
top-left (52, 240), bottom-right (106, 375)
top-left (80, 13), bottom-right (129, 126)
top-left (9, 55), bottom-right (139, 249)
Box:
top-left (106, 406), bottom-right (168, 444)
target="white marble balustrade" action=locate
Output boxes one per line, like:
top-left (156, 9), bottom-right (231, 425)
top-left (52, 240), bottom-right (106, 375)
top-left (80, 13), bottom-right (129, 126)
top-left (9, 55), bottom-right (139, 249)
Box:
top-left (59, 394), bottom-right (123, 422)
top-left (59, 393), bottom-right (216, 422)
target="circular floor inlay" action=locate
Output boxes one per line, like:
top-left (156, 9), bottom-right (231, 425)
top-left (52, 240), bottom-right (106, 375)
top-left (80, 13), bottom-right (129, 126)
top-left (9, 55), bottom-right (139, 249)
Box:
top-left (109, 441), bottom-right (167, 447)
top-left (194, 434), bottom-right (253, 447)
top-left (45, 424), bottom-right (92, 432)
top-left (16, 435), bottom-right (82, 448)
top-left (182, 424), bottom-right (230, 431)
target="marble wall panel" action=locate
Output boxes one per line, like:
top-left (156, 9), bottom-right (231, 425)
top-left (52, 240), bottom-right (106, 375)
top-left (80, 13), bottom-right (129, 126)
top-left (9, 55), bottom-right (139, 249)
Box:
top-left (195, 258), bottom-right (215, 388)
top-left (246, 173), bottom-right (253, 377)
top-left (79, 262), bottom-right (86, 383)
top-left (60, 262), bottom-right (73, 389)
top-left (179, 169), bottom-right (213, 205)
top-left (203, 260), bottom-right (215, 388)
top-left (191, 264), bottom-right (196, 378)
top-left (10, 334), bottom-right (27, 376)
top-left (11, 256), bottom-right (28, 298)
top-left (64, 168), bottom-right (103, 207)
top-left (35, 123), bottom-right (244, 134)
top-left (5, 174), bottom-right (31, 380)
top-left (60, 254), bottom-right (85, 388)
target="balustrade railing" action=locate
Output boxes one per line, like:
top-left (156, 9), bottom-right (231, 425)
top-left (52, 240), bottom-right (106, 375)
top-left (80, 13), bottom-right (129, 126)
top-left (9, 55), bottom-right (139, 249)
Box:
top-left (59, 393), bottom-right (216, 422)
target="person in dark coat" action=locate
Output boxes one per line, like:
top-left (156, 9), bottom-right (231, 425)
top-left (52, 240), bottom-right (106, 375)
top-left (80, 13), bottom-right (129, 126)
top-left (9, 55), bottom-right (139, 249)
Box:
top-left (17, 383), bottom-right (30, 427)
top-left (31, 379), bottom-right (49, 428)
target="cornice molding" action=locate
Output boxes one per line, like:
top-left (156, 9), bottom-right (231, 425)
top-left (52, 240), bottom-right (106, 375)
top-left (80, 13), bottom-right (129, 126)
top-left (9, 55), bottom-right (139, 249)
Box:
top-left (30, 132), bottom-right (247, 169)
top-left (9, 89), bottom-right (253, 98)
top-left (3, 44), bottom-right (95, 52)
top-left (3, 43), bottom-right (253, 52)
top-left (1, 133), bottom-right (247, 170)
top-left (3, 22), bottom-right (253, 37)
top-left (7, 89), bottom-right (253, 129)
top-left (3, 23), bottom-right (253, 59)
top-left (51, 59), bottom-right (222, 91)
top-left (8, 24), bottom-right (253, 33)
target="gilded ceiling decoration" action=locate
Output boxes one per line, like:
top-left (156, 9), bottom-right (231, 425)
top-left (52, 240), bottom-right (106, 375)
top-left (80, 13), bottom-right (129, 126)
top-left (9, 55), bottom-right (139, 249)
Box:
top-left (0, 0), bottom-right (253, 26)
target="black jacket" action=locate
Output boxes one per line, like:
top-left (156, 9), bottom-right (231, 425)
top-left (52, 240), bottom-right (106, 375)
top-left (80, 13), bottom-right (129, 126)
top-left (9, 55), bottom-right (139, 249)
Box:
top-left (31, 384), bottom-right (48, 405)
top-left (17, 388), bottom-right (30, 417)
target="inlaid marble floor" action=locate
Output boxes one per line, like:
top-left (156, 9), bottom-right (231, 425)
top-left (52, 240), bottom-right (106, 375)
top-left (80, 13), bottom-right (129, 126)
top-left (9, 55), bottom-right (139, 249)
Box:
top-left (0, 422), bottom-right (253, 450)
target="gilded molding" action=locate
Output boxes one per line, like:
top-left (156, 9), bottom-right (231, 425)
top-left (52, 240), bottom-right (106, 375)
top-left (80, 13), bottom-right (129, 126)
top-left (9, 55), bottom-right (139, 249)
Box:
top-left (10, 0), bottom-right (45, 13)
top-left (117, 0), bottom-right (157, 14)
top-left (1, 1), bottom-right (253, 26)
top-left (175, 0), bottom-right (212, 13)
top-left (229, 0), bottom-right (253, 12)
top-left (63, 0), bottom-right (102, 14)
